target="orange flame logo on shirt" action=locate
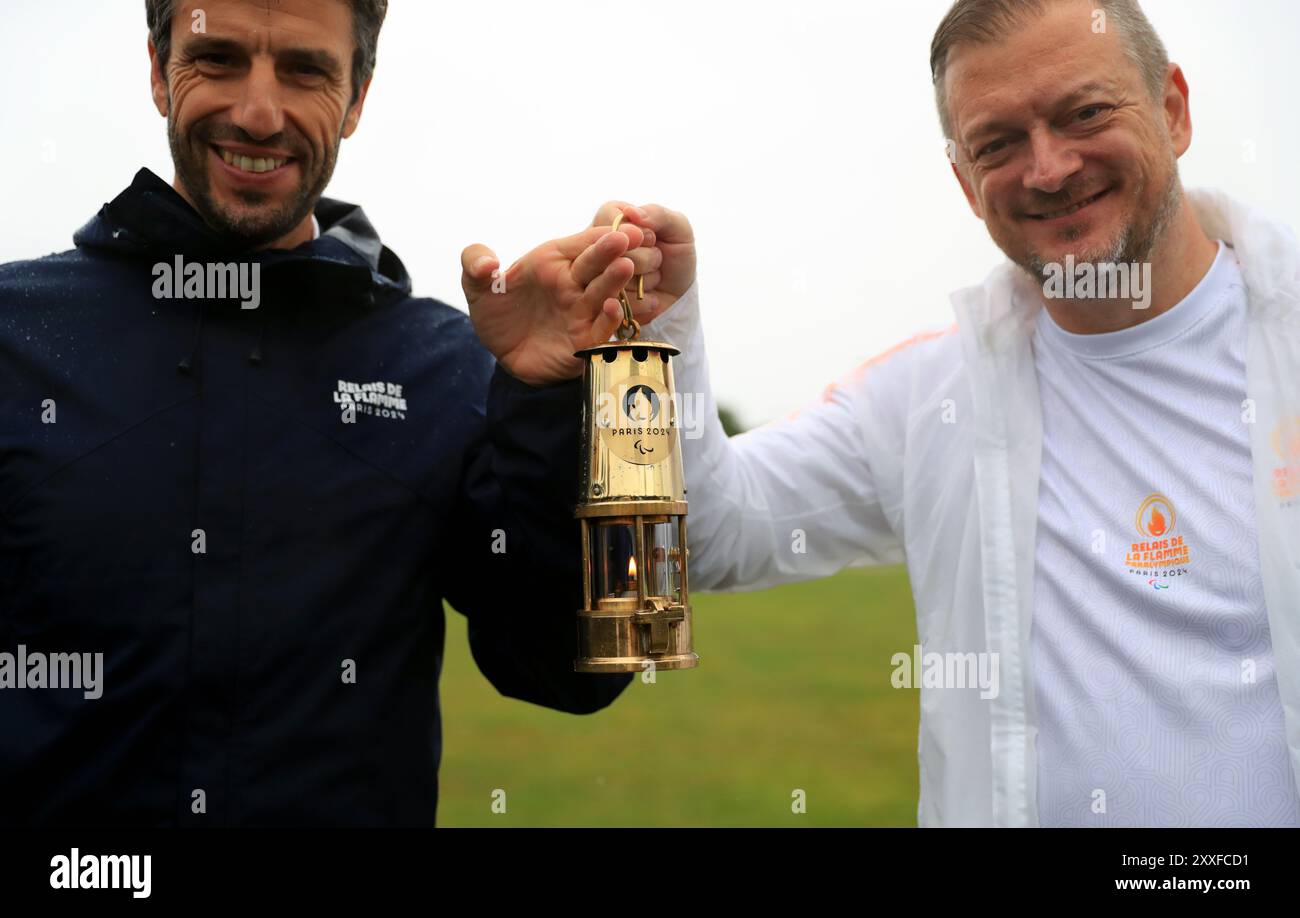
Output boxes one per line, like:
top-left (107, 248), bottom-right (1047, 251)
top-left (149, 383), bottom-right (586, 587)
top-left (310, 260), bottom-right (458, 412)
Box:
top-left (1272, 417), bottom-right (1300, 462)
top-left (1135, 494), bottom-right (1176, 538)
top-left (1272, 417), bottom-right (1300, 501)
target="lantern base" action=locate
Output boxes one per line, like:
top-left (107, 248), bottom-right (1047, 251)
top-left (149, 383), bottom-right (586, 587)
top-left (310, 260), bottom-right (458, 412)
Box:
top-left (574, 603), bottom-right (698, 672)
top-left (574, 652), bottom-right (699, 673)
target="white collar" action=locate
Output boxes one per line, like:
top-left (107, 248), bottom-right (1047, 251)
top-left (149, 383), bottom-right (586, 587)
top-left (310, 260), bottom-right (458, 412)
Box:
top-left (1032, 240), bottom-right (1239, 359)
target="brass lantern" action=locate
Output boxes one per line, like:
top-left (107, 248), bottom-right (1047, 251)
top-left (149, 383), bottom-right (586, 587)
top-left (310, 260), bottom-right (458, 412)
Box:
top-left (572, 225), bottom-right (697, 673)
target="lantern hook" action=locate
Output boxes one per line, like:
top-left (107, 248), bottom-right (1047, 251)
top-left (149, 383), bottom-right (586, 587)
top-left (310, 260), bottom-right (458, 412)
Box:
top-left (611, 211), bottom-right (645, 341)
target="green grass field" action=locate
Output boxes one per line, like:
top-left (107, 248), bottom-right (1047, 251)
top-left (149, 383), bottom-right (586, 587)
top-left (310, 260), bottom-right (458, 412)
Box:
top-left (437, 565), bottom-right (920, 827)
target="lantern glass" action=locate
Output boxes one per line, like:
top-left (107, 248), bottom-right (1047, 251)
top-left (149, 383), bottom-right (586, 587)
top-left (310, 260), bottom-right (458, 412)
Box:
top-left (587, 516), bottom-right (685, 605)
top-left (643, 519), bottom-right (682, 603)
top-left (592, 520), bottom-right (637, 601)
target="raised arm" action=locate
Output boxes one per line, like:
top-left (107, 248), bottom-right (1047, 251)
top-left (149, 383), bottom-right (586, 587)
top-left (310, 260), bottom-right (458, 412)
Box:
top-left (644, 282), bottom-right (904, 591)
top-left (596, 203), bottom-right (906, 593)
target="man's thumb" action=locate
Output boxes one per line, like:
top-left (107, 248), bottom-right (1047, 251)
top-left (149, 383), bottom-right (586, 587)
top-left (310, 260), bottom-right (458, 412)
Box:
top-left (460, 244), bottom-right (501, 302)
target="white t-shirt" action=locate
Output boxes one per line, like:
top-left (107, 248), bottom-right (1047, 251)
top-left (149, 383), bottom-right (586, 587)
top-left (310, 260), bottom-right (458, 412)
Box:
top-left (1029, 241), bottom-right (1300, 826)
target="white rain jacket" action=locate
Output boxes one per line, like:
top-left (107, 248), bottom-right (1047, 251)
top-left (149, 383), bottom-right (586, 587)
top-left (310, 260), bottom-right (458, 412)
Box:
top-left (642, 189), bottom-right (1300, 826)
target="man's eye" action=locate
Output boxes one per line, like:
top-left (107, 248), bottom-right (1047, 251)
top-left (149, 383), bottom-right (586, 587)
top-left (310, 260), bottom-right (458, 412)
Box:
top-left (977, 139), bottom-right (1008, 159)
top-left (1074, 105), bottom-right (1111, 123)
top-left (293, 64), bottom-right (326, 77)
top-left (197, 54), bottom-right (234, 66)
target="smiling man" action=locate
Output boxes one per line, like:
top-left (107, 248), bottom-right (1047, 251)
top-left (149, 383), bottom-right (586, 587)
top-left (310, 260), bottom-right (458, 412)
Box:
top-left (622, 0), bottom-right (1300, 826)
top-left (0, 0), bottom-right (667, 826)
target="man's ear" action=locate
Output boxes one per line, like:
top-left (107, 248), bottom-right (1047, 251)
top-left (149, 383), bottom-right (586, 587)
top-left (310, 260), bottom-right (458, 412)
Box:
top-left (341, 75), bottom-right (373, 139)
top-left (148, 39), bottom-right (169, 117)
top-left (1163, 62), bottom-right (1193, 157)
top-left (951, 162), bottom-right (983, 220)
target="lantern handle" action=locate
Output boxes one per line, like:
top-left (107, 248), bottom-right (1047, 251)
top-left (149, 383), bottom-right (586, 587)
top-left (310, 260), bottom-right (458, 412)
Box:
top-left (611, 211), bottom-right (645, 341)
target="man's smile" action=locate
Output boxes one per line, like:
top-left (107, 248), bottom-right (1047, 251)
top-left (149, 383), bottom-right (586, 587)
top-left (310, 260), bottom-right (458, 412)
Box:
top-left (1025, 187), bottom-right (1113, 223)
top-left (208, 142), bottom-right (299, 184)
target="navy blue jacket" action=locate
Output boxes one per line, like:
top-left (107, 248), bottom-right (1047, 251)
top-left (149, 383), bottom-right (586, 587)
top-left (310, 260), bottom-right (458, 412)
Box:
top-left (0, 169), bottom-right (629, 826)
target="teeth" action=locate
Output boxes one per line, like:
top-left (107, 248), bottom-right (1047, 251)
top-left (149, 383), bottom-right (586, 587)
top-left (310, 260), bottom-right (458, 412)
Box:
top-left (1038, 192), bottom-right (1102, 220)
top-left (217, 149), bottom-right (287, 173)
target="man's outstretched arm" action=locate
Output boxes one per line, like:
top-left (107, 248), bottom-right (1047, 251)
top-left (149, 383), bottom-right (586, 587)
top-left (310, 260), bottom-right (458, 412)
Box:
top-left (600, 203), bottom-right (907, 593)
top-left (444, 209), bottom-right (662, 711)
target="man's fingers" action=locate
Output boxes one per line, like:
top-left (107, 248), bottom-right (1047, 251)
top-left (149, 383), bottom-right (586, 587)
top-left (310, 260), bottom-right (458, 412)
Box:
top-left (584, 298), bottom-right (624, 348)
top-left (591, 201), bottom-right (685, 243)
top-left (591, 200), bottom-right (648, 229)
top-left (570, 231), bottom-right (631, 288)
top-left (631, 203), bottom-right (694, 245)
top-left (624, 244), bottom-right (662, 278)
top-left (558, 222), bottom-right (644, 260)
top-left (591, 201), bottom-right (629, 227)
top-left (629, 293), bottom-right (667, 326)
top-left (460, 244), bottom-right (500, 301)
top-left (581, 256), bottom-right (636, 314)
top-left (627, 271), bottom-right (662, 297)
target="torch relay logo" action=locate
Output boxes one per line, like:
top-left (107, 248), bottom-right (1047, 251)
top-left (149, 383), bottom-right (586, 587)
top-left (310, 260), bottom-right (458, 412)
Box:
top-left (1271, 416), bottom-right (1300, 506)
top-left (1125, 492), bottom-right (1191, 579)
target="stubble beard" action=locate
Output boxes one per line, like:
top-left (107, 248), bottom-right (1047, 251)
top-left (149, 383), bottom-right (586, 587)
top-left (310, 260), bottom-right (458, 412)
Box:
top-left (1024, 152), bottom-right (1183, 285)
top-left (167, 103), bottom-right (342, 249)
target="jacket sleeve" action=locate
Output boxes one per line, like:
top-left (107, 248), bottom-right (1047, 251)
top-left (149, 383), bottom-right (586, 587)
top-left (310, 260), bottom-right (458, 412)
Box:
top-left (444, 363), bottom-right (632, 714)
top-left (640, 282), bottom-right (906, 593)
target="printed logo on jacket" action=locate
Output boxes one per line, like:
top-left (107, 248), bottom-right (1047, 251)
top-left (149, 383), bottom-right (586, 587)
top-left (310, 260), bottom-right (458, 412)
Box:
top-left (334, 379), bottom-right (408, 420)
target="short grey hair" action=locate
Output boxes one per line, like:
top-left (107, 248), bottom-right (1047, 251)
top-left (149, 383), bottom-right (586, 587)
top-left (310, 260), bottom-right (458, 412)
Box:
top-left (930, 0), bottom-right (1169, 145)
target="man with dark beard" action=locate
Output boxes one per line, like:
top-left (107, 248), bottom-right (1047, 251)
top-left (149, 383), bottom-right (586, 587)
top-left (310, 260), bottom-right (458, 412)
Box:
top-left (0, 0), bottom-right (672, 826)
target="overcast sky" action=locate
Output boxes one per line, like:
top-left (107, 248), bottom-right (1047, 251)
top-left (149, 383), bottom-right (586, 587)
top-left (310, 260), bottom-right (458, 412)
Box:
top-left (2, 0), bottom-right (1296, 426)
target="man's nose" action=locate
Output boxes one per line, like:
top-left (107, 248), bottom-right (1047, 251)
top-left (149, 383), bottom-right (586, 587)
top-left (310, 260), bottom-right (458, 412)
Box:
top-left (231, 58), bottom-right (284, 141)
top-left (1022, 127), bottom-right (1083, 195)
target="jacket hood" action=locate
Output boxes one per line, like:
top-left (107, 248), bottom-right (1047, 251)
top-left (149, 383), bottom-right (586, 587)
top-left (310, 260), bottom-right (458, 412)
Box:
top-left (72, 167), bottom-right (412, 305)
